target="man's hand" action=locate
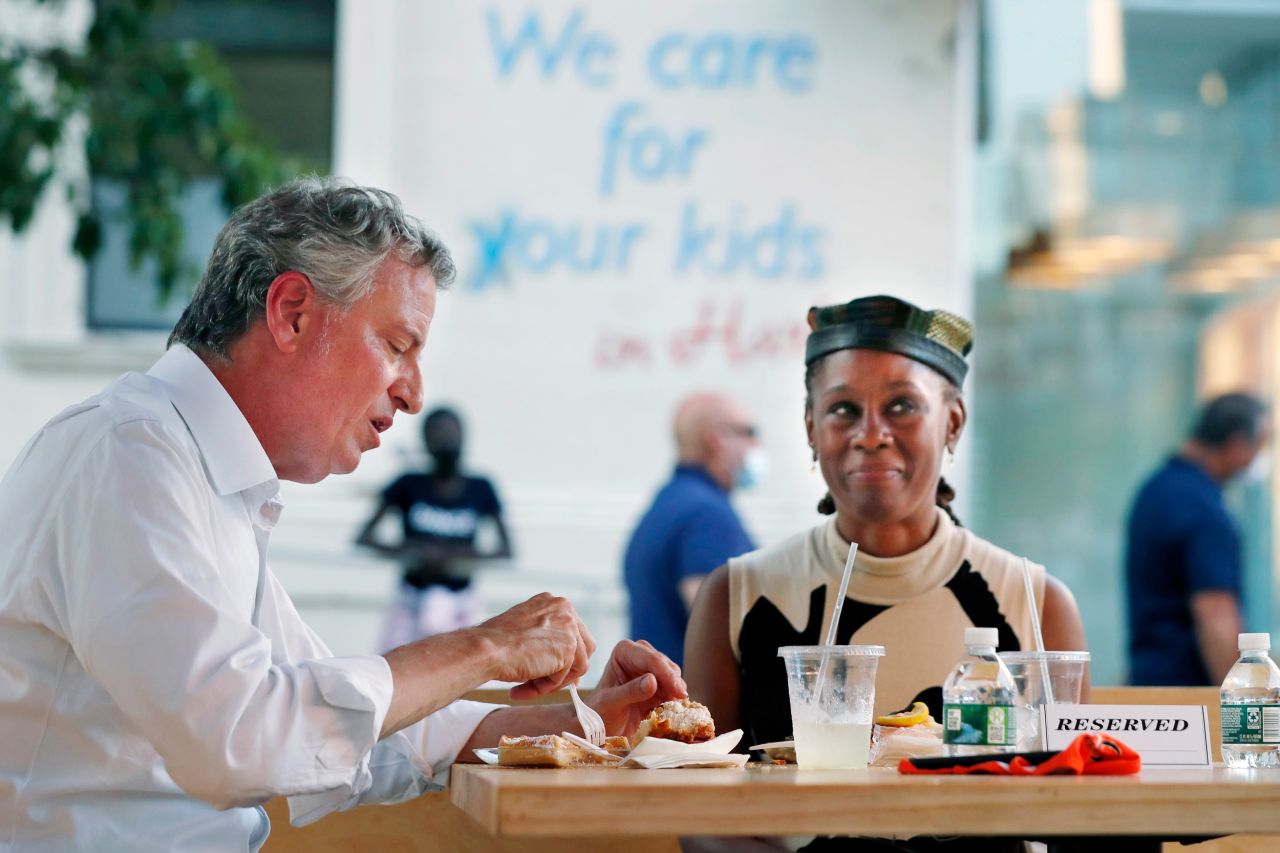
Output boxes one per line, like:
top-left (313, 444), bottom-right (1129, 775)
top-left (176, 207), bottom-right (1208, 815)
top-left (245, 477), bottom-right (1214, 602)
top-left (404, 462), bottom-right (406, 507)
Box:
top-left (587, 640), bottom-right (688, 736)
top-left (381, 592), bottom-right (593, 738)
top-left (457, 639), bottom-right (689, 754)
top-left (473, 593), bottom-right (596, 700)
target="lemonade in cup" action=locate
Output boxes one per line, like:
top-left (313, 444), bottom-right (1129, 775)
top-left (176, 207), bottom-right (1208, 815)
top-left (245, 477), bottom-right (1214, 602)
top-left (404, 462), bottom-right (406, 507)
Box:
top-left (779, 645), bottom-right (885, 769)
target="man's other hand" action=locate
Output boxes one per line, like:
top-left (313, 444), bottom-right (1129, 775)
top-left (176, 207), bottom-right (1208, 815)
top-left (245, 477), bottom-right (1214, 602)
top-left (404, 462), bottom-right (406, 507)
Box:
top-left (588, 639), bottom-right (688, 736)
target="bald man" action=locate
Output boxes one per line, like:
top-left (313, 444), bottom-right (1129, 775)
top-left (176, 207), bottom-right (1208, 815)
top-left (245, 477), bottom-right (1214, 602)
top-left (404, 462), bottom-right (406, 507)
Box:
top-left (623, 393), bottom-right (762, 667)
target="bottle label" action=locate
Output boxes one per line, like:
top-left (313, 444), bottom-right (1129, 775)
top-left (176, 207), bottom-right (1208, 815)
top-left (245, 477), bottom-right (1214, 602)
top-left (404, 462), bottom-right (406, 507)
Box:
top-left (1221, 704), bottom-right (1280, 745)
top-left (942, 703), bottom-right (1016, 746)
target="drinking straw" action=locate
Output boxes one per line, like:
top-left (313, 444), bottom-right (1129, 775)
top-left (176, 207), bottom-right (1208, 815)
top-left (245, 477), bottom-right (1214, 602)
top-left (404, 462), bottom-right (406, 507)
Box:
top-left (813, 541), bottom-right (859, 701)
top-left (825, 541), bottom-right (859, 646)
top-left (1021, 557), bottom-right (1055, 704)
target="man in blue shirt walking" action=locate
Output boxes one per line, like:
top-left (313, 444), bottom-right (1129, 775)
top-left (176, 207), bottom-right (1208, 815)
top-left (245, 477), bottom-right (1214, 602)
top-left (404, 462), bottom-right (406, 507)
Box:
top-left (1126, 393), bottom-right (1270, 685)
top-left (624, 393), bottom-right (763, 667)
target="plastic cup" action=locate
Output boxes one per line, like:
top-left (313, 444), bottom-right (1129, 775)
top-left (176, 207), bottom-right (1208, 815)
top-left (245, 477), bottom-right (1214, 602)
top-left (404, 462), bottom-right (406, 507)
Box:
top-left (998, 650), bottom-right (1090, 751)
top-left (778, 645), bottom-right (885, 769)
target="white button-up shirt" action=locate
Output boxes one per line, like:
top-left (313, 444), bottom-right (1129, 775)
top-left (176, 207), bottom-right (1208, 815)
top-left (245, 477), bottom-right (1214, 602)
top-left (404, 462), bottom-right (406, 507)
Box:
top-left (0, 345), bottom-right (499, 851)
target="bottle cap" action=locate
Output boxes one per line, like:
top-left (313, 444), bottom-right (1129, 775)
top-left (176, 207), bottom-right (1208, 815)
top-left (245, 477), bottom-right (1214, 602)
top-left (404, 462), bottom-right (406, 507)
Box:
top-left (1239, 632), bottom-right (1271, 651)
top-left (964, 627), bottom-right (999, 647)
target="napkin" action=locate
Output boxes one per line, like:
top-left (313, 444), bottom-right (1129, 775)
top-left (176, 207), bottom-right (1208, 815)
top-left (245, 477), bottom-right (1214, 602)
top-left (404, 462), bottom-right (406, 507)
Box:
top-left (624, 729), bottom-right (748, 768)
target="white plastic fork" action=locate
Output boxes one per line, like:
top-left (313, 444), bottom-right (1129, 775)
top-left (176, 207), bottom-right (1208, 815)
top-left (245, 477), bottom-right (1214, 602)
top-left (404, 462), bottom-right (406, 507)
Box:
top-left (569, 682), bottom-right (606, 746)
top-left (560, 731), bottom-right (624, 764)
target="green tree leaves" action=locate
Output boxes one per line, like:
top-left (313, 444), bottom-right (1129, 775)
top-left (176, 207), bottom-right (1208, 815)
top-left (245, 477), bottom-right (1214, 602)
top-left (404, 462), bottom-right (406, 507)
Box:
top-left (1, 0), bottom-right (299, 299)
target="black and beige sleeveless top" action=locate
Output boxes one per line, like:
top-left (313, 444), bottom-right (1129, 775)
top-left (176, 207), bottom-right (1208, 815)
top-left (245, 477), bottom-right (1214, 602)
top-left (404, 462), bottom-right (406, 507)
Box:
top-left (728, 508), bottom-right (1045, 747)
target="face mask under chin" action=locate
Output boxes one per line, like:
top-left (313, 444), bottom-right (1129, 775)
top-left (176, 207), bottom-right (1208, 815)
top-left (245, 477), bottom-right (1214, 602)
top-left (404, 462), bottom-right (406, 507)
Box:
top-left (431, 449), bottom-right (462, 475)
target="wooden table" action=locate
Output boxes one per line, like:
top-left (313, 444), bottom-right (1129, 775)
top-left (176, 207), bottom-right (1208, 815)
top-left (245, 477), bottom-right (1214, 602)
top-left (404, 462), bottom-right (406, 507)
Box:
top-left (451, 764), bottom-right (1280, 839)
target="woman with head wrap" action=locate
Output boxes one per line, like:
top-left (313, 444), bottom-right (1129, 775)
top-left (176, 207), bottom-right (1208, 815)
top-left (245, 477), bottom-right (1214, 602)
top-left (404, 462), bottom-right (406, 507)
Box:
top-left (685, 295), bottom-right (1089, 765)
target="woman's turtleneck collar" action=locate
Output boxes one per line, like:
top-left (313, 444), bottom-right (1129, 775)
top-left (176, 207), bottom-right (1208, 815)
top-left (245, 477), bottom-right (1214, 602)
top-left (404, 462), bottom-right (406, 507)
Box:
top-left (820, 507), bottom-right (964, 603)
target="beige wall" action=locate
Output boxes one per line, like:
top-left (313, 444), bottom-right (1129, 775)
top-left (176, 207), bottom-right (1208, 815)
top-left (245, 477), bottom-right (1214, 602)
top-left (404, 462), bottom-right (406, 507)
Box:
top-left (1, 0), bottom-right (978, 670)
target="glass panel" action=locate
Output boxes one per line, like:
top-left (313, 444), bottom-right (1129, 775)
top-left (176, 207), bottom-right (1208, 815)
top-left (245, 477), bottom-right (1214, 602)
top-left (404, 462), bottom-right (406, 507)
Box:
top-left (85, 179), bottom-right (220, 330)
top-left (85, 0), bottom-right (335, 329)
top-left (975, 0), bottom-right (1280, 685)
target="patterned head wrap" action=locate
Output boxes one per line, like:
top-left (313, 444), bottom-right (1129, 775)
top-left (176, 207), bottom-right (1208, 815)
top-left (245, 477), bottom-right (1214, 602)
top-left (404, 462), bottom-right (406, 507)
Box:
top-left (805, 295), bottom-right (974, 387)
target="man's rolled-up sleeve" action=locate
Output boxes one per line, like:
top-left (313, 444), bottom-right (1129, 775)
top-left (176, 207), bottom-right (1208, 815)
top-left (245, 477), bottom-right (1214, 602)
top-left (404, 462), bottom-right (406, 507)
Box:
top-left (296, 655), bottom-right (394, 775)
top-left (257, 572), bottom-right (506, 823)
top-left (287, 698), bottom-right (501, 826)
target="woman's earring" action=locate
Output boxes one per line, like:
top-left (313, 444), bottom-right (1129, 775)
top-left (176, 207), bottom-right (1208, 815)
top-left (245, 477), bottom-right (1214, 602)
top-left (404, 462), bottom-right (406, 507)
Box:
top-left (946, 445), bottom-right (956, 466)
top-left (810, 448), bottom-right (817, 473)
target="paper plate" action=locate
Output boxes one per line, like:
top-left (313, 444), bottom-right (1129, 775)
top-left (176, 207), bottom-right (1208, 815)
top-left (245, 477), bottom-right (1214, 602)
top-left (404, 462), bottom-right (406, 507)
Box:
top-left (748, 739), bottom-right (797, 763)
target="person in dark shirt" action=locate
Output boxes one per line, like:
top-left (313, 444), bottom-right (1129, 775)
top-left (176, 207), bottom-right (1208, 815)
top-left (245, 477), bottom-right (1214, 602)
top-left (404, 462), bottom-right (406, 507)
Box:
top-left (623, 393), bottom-right (762, 667)
top-left (1126, 393), bottom-right (1270, 685)
top-left (357, 407), bottom-right (512, 650)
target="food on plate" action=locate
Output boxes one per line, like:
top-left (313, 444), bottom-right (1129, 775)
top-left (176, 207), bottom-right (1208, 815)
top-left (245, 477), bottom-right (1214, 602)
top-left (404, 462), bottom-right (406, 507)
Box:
top-left (497, 734), bottom-right (630, 767)
top-left (868, 714), bottom-right (944, 767)
top-left (876, 701), bottom-right (931, 728)
top-left (630, 699), bottom-right (716, 746)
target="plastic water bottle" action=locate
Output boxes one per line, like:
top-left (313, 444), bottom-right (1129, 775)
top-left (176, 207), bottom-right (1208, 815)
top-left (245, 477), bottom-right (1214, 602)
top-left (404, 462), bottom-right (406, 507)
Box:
top-left (1221, 632), bottom-right (1280, 768)
top-left (942, 627), bottom-right (1018, 756)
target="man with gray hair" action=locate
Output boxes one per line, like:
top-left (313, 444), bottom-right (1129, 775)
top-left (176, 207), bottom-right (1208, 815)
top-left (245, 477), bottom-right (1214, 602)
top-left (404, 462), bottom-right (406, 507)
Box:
top-left (1126, 392), bottom-right (1271, 686)
top-left (0, 178), bottom-right (684, 850)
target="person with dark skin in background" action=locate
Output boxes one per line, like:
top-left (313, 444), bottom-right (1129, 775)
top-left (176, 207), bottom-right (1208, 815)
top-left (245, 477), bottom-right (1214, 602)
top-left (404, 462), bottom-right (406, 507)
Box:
top-left (357, 407), bottom-right (513, 649)
top-left (1126, 393), bottom-right (1271, 686)
top-left (682, 295), bottom-right (1089, 853)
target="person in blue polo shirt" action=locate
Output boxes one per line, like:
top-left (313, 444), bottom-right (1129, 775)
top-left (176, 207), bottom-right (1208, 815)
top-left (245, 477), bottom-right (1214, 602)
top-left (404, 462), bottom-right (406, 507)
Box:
top-left (1126, 392), bottom-right (1271, 686)
top-left (624, 393), bottom-right (764, 667)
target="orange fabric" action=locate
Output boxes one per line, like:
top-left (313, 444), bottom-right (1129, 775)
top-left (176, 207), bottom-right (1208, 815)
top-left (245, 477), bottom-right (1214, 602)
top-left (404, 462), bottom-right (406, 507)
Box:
top-left (898, 733), bottom-right (1142, 776)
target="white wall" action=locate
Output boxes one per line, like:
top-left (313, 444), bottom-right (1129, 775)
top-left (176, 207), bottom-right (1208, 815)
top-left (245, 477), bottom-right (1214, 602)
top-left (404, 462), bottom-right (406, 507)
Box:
top-left (0, 0), bottom-right (976, 678)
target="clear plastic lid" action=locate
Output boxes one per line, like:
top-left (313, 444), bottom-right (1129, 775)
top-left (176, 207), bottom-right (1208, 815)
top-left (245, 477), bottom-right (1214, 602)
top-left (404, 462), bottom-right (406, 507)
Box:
top-left (1239, 632), bottom-right (1271, 651)
top-left (777, 644), bottom-right (886, 659)
top-left (998, 650), bottom-right (1091, 663)
top-left (963, 627), bottom-right (999, 648)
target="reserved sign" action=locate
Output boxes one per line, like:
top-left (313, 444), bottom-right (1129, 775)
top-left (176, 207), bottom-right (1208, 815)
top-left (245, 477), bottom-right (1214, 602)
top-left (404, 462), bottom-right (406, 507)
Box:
top-left (1042, 704), bottom-right (1212, 768)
